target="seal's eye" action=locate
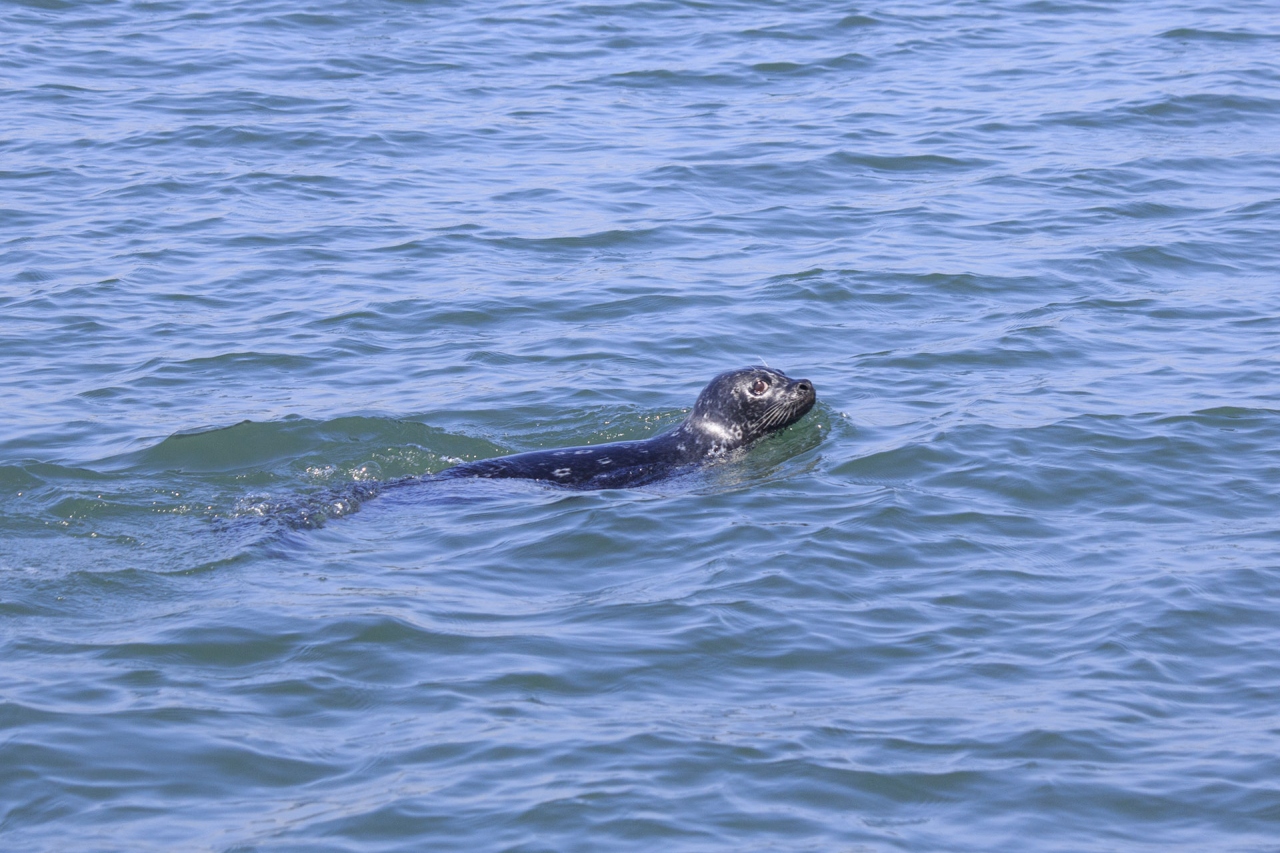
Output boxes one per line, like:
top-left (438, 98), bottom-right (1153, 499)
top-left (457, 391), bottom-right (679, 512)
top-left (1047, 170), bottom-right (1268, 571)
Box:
top-left (749, 379), bottom-right (769, 396)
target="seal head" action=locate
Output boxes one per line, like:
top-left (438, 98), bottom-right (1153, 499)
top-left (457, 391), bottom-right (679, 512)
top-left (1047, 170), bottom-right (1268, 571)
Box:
top-left (679, 366), bottom-right (817, 456)
top-left (443, 366), bottom-right (816, 489)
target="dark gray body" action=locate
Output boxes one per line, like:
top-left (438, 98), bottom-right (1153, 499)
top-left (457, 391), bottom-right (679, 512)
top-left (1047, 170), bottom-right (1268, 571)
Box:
top-left (440, 366), bottom-right (816, 489)
top-left (284, 367), bottom-right (816, 526)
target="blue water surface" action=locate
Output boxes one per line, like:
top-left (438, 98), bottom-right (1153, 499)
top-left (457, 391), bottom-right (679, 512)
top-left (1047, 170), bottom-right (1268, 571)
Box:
top-left (3, 1), bottom-right (1280, 850)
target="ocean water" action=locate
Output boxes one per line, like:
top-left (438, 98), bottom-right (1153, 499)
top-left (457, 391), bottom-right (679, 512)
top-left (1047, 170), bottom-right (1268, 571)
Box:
top-left (3, 0), bottom-right (1280, 850)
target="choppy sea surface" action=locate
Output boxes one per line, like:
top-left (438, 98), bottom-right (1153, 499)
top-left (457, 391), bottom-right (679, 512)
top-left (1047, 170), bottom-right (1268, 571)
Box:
top-left (4, 1), bottom-right (1280, 850)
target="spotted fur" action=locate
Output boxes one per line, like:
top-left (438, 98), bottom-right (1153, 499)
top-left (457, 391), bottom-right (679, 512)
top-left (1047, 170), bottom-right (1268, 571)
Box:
top-left (441, 366), bottom-right (817, 489)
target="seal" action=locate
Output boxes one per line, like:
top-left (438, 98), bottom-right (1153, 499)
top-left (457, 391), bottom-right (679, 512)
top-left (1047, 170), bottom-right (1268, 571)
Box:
top-left (440, 366), bottom-right (816, 489)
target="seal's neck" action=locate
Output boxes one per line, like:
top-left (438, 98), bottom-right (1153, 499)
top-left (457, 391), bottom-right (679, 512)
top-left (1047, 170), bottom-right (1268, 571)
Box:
top-left (658, 416), bottom-right (739, 461)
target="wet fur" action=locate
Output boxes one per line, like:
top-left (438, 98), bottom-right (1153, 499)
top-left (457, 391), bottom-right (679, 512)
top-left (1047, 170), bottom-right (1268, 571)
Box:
top-left (440, 366), bottom-right (816, 489)
top-left (285, 367), bottom-right (816, 526)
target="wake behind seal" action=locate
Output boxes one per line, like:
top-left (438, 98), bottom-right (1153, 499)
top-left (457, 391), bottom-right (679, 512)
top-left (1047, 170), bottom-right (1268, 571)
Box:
top-left (439, 365), bottom-right (817, 489)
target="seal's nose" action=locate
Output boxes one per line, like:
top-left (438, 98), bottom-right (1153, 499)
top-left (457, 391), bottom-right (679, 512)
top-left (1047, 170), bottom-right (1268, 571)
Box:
top-left (796, 379), bottom-right (814, 396)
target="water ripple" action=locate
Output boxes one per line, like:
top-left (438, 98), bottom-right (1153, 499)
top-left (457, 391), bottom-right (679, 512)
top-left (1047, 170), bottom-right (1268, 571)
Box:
top-left (3, 0), bottom-right (1280, 850)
